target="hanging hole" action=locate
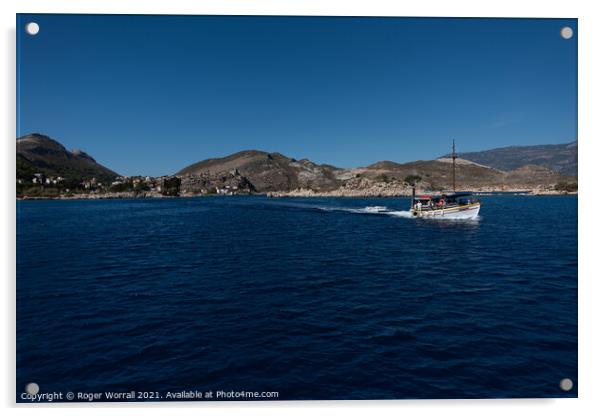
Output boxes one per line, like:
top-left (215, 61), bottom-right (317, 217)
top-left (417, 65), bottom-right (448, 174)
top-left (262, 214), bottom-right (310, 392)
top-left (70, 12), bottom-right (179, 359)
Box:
top-left (559, 378), bottom-right (573, 391)
top-left (25, 382), bottom-right (39, 395)
top-left (25, 22), bottom-right (40, 36)
top-left (560, 26), bottom-right (573, 40)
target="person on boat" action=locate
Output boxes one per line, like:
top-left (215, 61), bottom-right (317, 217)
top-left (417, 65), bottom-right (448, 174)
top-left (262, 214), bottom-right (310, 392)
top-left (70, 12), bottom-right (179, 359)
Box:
top-left (415, 200), bottom-right (422, 211)
top-left (437, 198), bottom-right (445, 208)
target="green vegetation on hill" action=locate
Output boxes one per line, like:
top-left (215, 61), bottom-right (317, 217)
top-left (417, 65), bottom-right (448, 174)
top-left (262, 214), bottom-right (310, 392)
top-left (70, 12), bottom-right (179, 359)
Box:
top-left (554, 181), bottom-right (578, 192)
top-left (16, 154), bottom-right (38, 182)
top-left (17, 133), bottom-right (118, 183)
top-left (161, 177), bottom-right (181, 196)
top-left (403, 175), bottom-right (422, 186)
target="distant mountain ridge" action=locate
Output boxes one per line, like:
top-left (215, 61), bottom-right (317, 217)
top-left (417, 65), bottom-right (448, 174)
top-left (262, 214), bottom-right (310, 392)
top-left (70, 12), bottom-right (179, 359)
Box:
top-left (443, 141), bottom-right (577, 176)
top-left (178, 147), bottom-right (575, 193)
top-left (17, 133), bottom-right (118, 181)
top-left (16, 134), bottom-right (578, 197)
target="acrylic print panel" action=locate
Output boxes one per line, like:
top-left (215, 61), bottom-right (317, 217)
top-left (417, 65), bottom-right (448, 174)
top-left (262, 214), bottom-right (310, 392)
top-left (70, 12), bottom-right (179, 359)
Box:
top-left (16, 14), bottom-right (578, 402)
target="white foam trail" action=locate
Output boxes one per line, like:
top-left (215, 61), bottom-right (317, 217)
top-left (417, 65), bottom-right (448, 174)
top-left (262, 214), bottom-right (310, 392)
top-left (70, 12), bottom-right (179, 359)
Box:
top-left (268, 201), bottom-right (419, 219)
top-left (385, 210), bottom-right (414, 218)
top-left (330, 206), bottom-right (416, 218)
top-left (315, 205), bottom-right (390, 214)
top-left (357, 206), bottom-right (388, 213)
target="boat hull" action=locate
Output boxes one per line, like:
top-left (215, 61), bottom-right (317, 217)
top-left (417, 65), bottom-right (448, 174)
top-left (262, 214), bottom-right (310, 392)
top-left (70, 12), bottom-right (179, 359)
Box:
top-left (411, 203), bottom-right (480, 220)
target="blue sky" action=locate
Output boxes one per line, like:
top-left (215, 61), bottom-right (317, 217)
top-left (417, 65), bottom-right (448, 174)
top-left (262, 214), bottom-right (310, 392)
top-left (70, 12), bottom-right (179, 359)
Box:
top-left (17, 15), bottom-right (577, 176)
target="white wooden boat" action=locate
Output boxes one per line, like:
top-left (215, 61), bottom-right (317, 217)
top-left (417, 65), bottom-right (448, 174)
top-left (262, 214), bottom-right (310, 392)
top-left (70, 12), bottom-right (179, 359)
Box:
top-left (409, 141), bottom-right (481, 220)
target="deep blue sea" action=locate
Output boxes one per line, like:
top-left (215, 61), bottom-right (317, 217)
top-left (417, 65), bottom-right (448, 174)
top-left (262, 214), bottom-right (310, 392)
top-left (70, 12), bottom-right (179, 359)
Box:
top-left (16, 195), bottom-right (577, 401)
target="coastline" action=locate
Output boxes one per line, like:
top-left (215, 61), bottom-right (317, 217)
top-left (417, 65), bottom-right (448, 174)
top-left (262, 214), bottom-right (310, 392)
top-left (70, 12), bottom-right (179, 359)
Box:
top-left (266, 183), bottom-right (578, 197)
top-left (17, 187), bottom-right (577, 201)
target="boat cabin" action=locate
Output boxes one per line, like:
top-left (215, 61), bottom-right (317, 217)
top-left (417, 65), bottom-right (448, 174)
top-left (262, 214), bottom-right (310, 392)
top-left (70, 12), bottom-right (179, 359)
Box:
top-left (412, 192), bottom-right (478, 210)
top-left (446, 192), bottom-right (479, 206)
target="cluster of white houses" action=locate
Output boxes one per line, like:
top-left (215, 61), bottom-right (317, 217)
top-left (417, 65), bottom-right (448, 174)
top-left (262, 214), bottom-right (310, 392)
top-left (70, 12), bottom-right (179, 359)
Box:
top-left (20, 173), bottom-right (157, 191)
top-left (20, 171), bottom-right (254, 196)
top-left (110, 176), bottom-right (166, 192)
top-left (18, 173), bottom-right (65, 186)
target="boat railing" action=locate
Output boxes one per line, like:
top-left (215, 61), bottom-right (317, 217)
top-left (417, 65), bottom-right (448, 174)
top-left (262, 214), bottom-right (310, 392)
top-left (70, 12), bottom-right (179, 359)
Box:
top-left (413, 198), bottom-right (479, 211)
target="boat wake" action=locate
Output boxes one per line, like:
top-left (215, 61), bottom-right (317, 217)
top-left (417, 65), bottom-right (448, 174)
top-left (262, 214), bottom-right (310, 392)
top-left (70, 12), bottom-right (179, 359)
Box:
top-left (316, 205), bottom-right (415, 219)
top-left (264, 201), bottom-right (478, 221)
top-left (317, 205), bottom-right (479, 221)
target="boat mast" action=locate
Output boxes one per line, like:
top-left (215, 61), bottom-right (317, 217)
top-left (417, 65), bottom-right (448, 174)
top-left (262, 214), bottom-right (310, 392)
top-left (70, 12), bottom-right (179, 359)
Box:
top-left (451, 140), bottom-right (457, 192)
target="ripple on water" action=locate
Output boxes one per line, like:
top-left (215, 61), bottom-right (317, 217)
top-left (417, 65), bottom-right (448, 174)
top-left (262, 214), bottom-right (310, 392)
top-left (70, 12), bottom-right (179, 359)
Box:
top-left (16, 196), bottom-right (577, 399)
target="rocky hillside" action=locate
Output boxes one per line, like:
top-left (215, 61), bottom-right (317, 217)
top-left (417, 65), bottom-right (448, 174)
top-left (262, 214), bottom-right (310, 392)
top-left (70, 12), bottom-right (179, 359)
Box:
top-left (177, 150), bottom-right (341, 192)
top-left (444, 141), bottom-right (578, 176)
top-left (17, 133), bottom-right (118, 181)
top-left (359, 157), bottom-right (570, 190)
top-left (177, 149), bottom-right (576, 196)
top-left (16, 133), bottom-right (577, 198)
top-left (362, 158), bottom-right (504, 189)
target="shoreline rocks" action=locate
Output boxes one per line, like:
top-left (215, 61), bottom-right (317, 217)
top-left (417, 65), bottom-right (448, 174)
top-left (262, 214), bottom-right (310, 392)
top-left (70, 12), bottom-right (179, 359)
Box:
top-left (17, 182), bottom-right (577, 201)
